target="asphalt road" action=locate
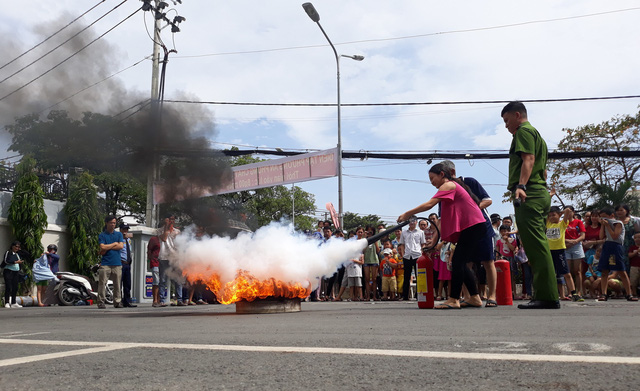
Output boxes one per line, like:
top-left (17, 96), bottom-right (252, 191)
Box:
top-left (1, 299), bottom-right (640, 390)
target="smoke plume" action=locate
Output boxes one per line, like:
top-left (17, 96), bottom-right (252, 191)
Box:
top-left (0, 15), bottom-right (231, 227)
top-left (173, 222), bottom-right (368, 303)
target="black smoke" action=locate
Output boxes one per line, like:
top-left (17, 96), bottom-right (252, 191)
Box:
top-left (0, 14), bottom-right (232, 229)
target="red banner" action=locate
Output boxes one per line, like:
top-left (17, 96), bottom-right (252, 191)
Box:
top-left (215, 148), bottom-right (338, 195)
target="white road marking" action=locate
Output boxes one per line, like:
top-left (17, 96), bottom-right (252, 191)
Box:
top-left (0, 338), bottom-right (638, 366)
top-left (0, 345), bottom-right (134, 368)
top-left (479, 342), bottom-right (529, 352)
top-left (0, 332), bottom-right (51, 338)
top-left (553, 342), bottom-right (612, 353)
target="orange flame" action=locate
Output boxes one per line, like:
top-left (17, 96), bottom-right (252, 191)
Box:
top-left (183, 268), bottom-right (311, 305)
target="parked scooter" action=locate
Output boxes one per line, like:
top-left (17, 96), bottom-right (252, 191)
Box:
top-left (54, 264), bottom-right (113, 306)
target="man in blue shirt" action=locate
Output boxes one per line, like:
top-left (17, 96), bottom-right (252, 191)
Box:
top-left (98, 215), bottom-right (124, 309)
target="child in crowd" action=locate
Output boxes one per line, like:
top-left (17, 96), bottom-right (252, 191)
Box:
top-left (33, 245), bottom-right (58, 306)
top-left (496, 224), bottom-right (519, 299)
top-left (392, 246), bottom-right (403, 298)
top-left (546, 205), bottom-right (584, 302)
top-left (344, 227), bottom-right (366, 301)
top-left (597, 206), bottom-right (638, 301)
top-left (379, 249), bottom-right (397, 300)
top-left (502, 216), bottom-right (517, 237)
top-left (346, 253), bottom-right (364, 301)
top-left (594, 271), bottom-right (625, 298)
top-left (584, 245), bottom-right (602, 299)
top-left (629, 233), bottom-right (640, 297)
top-left (564, 206), bottom-right (586, 296)
top-left (515, 241), bottom-right (532, 300)
top-left (436, 243), bottom-right (452, 300)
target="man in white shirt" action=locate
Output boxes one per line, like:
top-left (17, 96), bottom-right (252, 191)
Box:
top-left (158, 215), bottom-right (183, 306)
top-left (398, 219), bottom-right (426, 300)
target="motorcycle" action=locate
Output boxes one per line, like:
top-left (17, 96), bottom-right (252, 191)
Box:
top-left (54, 264), bottom-right (113, 306)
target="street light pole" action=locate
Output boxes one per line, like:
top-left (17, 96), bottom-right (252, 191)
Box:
top-left (302, 2), bottom-right (363, 230)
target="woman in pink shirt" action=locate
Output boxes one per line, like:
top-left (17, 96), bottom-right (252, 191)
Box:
top-left (398, 163), bottom-right (490, 309)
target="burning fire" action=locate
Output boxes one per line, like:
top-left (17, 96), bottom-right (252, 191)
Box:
top-left (183, 269), bottom-right (311, 305)
top-left (174, 223), bottom-right (367, 306)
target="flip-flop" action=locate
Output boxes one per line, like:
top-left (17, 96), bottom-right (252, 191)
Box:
top-left (460, 301), bottom-right (482, 308)
top-left (485, 299), bottom-right (498, 308)
top-left (434, 303), bottom-right (461, 309)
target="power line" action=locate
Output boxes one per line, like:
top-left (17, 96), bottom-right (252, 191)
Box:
top-left (0, 0), bottom-right (129, 85)
top-left (0, 6), bottom-right (142, 103)
top-left (211, 140), bottom-right (319, 153)
top-left (172, 6), bottom-right (640, 59)
top-left (340, 150), bottom-right (640, 160)
top-left (0, 0), bottom-right (107, 72)
top-left (213, 105), bottom-right (499, 122)
top-left (38, 55), bottom-right (150, 114)
top-left (164, 94), bottom-right (640, 108)
top-left (115, 99), bottom-right (153, 123)
top-left (160, 146), bottom-right (640, 160)
top-left (344, 173), bottom-right (507, 187)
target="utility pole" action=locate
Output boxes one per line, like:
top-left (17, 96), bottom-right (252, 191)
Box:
top-left (143, 0), bottom-right (185, 228)
top-left (145, 2), bottom-right (162, 228)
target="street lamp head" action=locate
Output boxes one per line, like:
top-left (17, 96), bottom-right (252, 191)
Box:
top-left (302, 3), bottom-right (320, 22)
top-left (341, 54), bottom-right (365, 61)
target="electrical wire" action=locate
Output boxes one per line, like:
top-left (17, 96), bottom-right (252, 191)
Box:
top-left (0, 0), bottom-right (129, 85)
top-left (113, 98), bottom-right (151, 118)
top-left (479, 159), bottom-right (508, 178)
top-left (143, 9), bottom-right (164, 47)
top-left (213, 104), bottom-right (499, 122)
top-left (172, 6), bottom-right (640, 59)
top-left (0, 0), bottom-right (108, 72)
top-left (211, 140), bottom-right (319, 152)
top-left (38, 55), bottom-right (151, 114)
top-left (164, 94), bottom-right (640, 107)
top-left (115, 99), bottom-right (153, 122)
top-left (0, 6), bottom-right (142, 103)
top-left (344, 173), bottom-right (508, 187)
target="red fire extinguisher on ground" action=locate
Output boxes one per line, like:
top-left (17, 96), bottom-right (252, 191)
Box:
top-left (495, 259), bottom-right (513, 306)
top-left (416, 251), bottom-right (434, 309)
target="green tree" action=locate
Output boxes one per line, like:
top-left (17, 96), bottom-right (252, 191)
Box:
top-left (548, 110), bottom-right (640, 210)
top-left (207, 150), bottom-right (318, 231)
top-left (244, 185), bottom-right (316, 230)
top-left (64, 171), bottom-right (102, 273)
top-left (94, 171), bottom-right (146, 219)
top-left (342, 212), bottom-right (383, 233)
top-left (590, 181), bottom-right (640, 213)
top-left (7, 156), bottom-right (48, 277)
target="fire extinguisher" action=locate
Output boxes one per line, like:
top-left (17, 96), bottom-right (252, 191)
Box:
top-left (416, 251), bottom-right (434, 309)
top-left (495, 258), bottom-right (513, 305)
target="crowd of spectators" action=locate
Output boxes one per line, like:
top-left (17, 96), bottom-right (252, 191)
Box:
top-left (310, 200), bottom-right (640, 304)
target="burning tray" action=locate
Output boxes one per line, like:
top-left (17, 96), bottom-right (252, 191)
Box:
top-left (235, 297), bottom-right (301, 314)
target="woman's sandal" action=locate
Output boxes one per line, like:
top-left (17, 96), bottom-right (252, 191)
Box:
top-left (485, 299), bottom-right (498, 308)
top-left (626, 295), bottom-right (638, 302)
top-left (460, 300), bottom-right (482, 308)
top-left (596, 295), bottom-right (608, 301)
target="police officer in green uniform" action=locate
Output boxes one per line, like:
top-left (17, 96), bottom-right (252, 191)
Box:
top-left (502, 101), bottom-right (560, 309)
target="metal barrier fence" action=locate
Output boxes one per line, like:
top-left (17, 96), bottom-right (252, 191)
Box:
top-left (0, 164), bottom-right (68, 201)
